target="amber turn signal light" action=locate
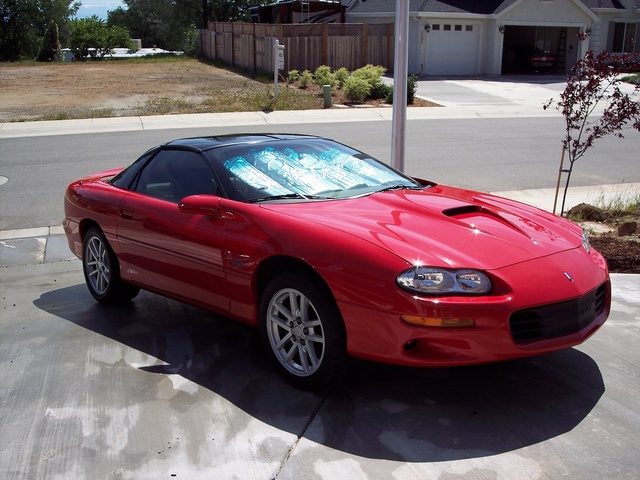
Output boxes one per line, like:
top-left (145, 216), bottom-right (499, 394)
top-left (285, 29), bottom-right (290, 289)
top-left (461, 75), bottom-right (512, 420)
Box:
top-left (401, 315), bottom-right (475, 328)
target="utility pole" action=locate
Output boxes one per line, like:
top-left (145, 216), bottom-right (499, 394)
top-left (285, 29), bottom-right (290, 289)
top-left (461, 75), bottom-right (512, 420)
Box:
top-left (391, 0), bottom-right (409, 172)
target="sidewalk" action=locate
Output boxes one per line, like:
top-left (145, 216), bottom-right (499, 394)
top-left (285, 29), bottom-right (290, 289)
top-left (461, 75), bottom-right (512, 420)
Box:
top-left (0, 75), bottom-right (568, 139)
top-left (0, 104), bottom-right (558, 139)
top-left (3, 74), bottom-right (637, 139)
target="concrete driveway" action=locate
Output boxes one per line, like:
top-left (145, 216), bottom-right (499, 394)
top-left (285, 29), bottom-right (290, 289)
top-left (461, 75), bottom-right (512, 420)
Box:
top-left (1, 254), bottom-right (639, 479)
top-left (413, 74), bottom-right (569, 110)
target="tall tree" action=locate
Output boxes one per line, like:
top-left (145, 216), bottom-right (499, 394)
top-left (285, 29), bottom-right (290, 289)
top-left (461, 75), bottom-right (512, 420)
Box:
top-left (544, 48), bottom-right (640, 216)
top-left (107, 0), bottom-right (261, 51)
top-left (108, 0), bottom-right (180, 50)
top-left (172, 0), bottom-right (209, 29)
top-left (38, 20), bottom-right (63, 61)
top-left (39, 0), bottom-right (80, 46)
top-left (69, 15), bottom-right (131, 60)
top-left (1, 0), bottom-right (41, 60)
top-left (207, 0), bottom-right (259, 23)
top-left (0, 0), bottom-right (79, 61)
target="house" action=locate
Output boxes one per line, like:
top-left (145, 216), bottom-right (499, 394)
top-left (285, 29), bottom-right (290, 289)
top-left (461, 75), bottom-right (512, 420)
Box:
top-left (345, 0), bottom-right (640, 75)
top-left (250, 0), bottom-right (347, 24)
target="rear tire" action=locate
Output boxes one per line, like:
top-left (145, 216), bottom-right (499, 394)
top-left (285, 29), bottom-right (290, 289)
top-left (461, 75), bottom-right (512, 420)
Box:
top-left (260, 272), bottom-right (347, 389)
top-left (82, 227), bottom-right (139, 304)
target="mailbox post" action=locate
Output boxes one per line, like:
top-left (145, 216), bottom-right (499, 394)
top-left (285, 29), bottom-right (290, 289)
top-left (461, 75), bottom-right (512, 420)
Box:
top-left (273, 40), bottom-right (285, 102)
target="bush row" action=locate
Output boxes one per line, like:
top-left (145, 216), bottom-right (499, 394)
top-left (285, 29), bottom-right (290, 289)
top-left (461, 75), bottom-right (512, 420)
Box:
top-left (288, 65), bottom-right (417, 105)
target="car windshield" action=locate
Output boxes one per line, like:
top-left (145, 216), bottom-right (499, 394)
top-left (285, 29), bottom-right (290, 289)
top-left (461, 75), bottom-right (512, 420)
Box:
top-left (213, 138), bottom-right (423, 202)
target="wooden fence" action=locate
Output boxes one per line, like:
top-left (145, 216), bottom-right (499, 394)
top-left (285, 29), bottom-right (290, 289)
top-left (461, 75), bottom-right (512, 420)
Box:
top-left (199, 22), bottom-right (395, 75)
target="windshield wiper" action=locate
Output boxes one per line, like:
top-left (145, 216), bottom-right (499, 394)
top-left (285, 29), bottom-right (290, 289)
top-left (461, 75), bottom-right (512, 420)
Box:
top-left (248, 193), bottom-right (327, 203)
top-left (376, 184), bottom-right (424, 193)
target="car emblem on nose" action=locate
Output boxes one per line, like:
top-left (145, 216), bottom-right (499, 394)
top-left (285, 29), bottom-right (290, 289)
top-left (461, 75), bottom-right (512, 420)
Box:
top-left (564, 272), bottom-right (574, 282)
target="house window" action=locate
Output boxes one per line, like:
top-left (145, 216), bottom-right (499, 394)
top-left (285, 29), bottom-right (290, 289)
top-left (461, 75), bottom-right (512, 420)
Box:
top-left (444, 25), bottom-right (451, 31)
top-left (432, 24), bottom-right (440, 31)
top-left (465, 25), bottom-right (473, 32)
top-left (612, 22), bottom-right (638, 53)
top-left (455, 25), bottom-right (462, 31)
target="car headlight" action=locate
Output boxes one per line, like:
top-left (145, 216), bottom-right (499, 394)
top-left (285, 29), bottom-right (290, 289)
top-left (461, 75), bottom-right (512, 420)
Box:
top-left (397, 266), bottom-right (492, 295)
top-left (582, 230), bottom-right (591, 254)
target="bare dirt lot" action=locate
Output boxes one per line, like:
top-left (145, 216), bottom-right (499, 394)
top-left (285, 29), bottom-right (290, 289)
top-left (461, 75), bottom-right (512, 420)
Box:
top-left (0, 58), bottom-right (306, 121)
top-left (1, 58), bottom-right (637, 272)
top-left (0, 58), bottom-right (434, 122)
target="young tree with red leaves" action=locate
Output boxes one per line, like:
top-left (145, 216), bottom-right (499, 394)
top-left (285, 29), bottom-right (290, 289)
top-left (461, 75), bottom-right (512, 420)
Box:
top-left (544, 42), bottom-right (640, 216)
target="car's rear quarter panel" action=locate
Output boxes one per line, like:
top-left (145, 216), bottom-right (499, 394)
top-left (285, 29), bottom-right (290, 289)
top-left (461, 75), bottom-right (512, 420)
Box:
top-left (64, 178), bottom-right (127, 258)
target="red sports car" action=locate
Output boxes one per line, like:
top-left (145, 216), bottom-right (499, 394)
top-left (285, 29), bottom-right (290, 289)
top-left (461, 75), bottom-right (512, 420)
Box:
top-left (63, 134), bottom-right (610, 388)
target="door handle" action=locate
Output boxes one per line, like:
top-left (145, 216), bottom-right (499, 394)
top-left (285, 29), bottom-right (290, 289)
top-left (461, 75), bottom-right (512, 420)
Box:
top-left (120, 209), bottom-right (134, 219)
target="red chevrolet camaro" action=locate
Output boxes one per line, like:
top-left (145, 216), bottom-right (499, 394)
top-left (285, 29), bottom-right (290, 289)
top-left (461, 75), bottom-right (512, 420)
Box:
top-left (64, 134), bottom-right (610, 388)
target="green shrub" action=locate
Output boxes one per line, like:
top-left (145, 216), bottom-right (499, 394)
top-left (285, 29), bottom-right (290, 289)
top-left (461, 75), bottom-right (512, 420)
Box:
top-left (343, 76), bottom-right (371, 103)
top-left (370, 82), bottom-right (392, 99)
top-left (385, 87), bottom-right (394, 104)
top-left (314, 65), bottom-right (336, 89)
top-left (288, 70), bottom-right (300, 82)
top-left (384, 74), bottom-right (418, 104)
top-left (299, 70), bottom-right (313, 88)
top-left (408, 74), bottom-right (417, 104)
top-left (352, 64), bottom-right (386, 90)
top-left (183, 23), bottom-right (198, 57)
top-left (334, 67), bottom-right (350, 89)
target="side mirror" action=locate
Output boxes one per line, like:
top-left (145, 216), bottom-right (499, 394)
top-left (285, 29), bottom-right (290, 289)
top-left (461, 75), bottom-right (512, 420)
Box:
top-left (178, 194), bottom-right (222, 217)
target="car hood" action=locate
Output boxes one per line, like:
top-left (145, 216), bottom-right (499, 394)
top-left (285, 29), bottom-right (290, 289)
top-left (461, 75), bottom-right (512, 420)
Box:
top-left (261, 185), bottom-right (583, 270)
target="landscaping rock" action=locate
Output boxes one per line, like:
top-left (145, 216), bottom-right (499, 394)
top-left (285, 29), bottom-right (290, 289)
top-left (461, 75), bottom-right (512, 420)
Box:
top-left (567, 203), bottom-right (608, 221)
top-left (618, 222), bottom-right (638, 236)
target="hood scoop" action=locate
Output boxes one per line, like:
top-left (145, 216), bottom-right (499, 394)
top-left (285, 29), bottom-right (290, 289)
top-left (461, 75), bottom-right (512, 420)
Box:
top-left (443, 205), bottom-right (483, 217)
top-left (443, 204), bottom-right (534, 241)
top-left (264, 186), bottom-right (577, 269)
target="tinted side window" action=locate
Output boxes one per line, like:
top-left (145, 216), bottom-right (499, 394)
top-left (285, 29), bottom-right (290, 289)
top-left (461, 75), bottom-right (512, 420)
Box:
top-left (110, 150), bottom-right (157, 190)
top-left (135, 149), bottom-right (219, 203)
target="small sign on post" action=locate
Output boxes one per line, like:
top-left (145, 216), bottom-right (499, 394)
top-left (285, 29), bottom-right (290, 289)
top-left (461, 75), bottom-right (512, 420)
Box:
top-left (277, 48), bottom-right (284, 70)
top-left (273, 40), bottom-right (285, 102)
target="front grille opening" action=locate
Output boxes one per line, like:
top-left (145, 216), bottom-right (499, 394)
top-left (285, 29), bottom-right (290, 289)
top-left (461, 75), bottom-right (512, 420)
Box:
top-left (509, 282), bottom-right (608, 345)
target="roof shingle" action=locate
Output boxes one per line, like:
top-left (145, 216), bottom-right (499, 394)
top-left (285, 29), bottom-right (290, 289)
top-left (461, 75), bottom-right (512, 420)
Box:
top-left (349, 0), bottom-right (634, 15)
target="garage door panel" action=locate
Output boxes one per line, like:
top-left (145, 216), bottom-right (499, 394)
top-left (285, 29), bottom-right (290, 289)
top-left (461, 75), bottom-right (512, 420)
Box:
top-left (427, 24), bottom-right (479, 75)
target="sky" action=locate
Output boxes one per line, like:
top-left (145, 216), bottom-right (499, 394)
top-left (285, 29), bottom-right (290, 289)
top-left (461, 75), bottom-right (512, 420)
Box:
top-left (76, 1), bottom-right (126, 19)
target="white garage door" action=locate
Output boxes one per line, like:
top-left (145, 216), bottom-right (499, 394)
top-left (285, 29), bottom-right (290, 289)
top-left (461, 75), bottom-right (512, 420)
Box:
top-left (425, 23), bottom-right (480, 75)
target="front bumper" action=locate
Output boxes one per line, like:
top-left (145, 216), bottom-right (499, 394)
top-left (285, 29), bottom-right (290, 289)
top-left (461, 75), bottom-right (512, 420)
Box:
top-left (340, 248), bottom-right (610, 367)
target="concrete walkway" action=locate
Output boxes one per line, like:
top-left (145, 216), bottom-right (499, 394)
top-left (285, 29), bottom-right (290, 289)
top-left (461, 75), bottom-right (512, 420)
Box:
top-left (0, 74), bottom-right (574, 139)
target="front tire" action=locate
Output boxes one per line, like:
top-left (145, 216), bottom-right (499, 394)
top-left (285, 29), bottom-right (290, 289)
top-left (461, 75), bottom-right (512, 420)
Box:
top-left (82, 227), bottom-right (139, 304)
top-left (260, 272), bottom-right (347, 389)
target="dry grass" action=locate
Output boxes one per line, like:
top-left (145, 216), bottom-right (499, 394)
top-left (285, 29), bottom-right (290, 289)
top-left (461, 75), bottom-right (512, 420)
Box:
top-left (0, 57), bottom-right (436, 122)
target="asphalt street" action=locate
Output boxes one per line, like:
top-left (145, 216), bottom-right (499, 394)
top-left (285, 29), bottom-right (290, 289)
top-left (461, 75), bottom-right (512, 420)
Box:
top-left (1, 76), bottom-right (639, 479)
top-left (2, 75), bottom-right (640, 232)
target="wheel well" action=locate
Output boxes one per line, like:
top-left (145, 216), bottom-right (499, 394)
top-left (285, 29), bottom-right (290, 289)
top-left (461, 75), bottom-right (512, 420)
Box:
top-left (78, 219), bottom-right (101, 240)
top-left (255, 256), bottom-right (333, 303)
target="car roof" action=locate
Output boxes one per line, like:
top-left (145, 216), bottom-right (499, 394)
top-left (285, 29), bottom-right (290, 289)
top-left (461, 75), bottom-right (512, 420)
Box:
top-left (164, 134), bottom-right (321, 152)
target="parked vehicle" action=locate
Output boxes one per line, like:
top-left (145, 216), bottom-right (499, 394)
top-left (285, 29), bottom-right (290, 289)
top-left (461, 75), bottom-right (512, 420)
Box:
top-left (64, 134), bottom-right (610, 388)
top-left (503, 45), bottom-right (556, 72)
